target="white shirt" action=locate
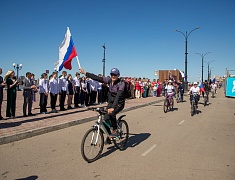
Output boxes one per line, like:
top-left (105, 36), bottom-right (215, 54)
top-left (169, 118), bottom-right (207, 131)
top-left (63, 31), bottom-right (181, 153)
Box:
top-left (90, 79), bottom-right (98, 91)
top-left (211, 84), bottom-right (217, 90)
top-left (59, 76), bottom-right (67, 91)
top-left (73, 76), bottom-right (80, 87)
top-left (97, 82), bottom-right (102, 90)
top-left (39, 78), bottom-right (49, 93)
top-left (190, 86), bottom-right (200, 94)
top-left (165, 85), bottom-right (175, 94)
top-left (49, 78), bottom-right (59, 94)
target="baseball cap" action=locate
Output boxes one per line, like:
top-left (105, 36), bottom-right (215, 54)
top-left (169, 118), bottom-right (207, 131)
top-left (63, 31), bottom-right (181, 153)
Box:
top-left (193, 81), bottom-right (198, 85)
top-left (110, 68), bottom-right (120, 75)
top-left (168, 80), bottom-right (172, 83)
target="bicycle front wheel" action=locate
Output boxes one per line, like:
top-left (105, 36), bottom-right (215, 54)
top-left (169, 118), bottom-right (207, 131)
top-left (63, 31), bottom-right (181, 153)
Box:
top-left (191, 103), bottom-right (194, 116)
top-left (163, 99), bottom-right (168, 113)
top-left (81, 127), bottom-right (104, 163)
top-left (114, 120), bottom-right (129, 150)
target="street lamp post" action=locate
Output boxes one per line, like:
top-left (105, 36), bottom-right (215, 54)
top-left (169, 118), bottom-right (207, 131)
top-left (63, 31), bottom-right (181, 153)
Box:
top-left (175, 27), bottom-right (200, 90)
top-left (13, 63), bottom-right (23, 91)
top-left (196, 52), bottom-right (211, 82)
top-left (210, 67), bottom-right (215, 80)
top-left (204, 60), bottom-right (214, 81)
top-left (102, 44), bottom-right (106, 76)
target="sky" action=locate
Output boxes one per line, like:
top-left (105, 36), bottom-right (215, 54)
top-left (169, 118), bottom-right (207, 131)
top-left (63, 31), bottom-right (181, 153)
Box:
top-left (0, 0), bottom-right (234, 82)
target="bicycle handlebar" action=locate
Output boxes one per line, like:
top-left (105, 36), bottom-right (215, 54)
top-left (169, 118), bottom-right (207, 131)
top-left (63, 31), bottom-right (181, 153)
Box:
top-left (88, 107), bottom-right (107, 114)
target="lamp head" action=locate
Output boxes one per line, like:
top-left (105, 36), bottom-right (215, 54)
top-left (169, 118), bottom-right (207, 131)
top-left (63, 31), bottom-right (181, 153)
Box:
top-left (13, 63), bottom-right (16, 67)
top-left (19, 64), bottom-right (22, 68)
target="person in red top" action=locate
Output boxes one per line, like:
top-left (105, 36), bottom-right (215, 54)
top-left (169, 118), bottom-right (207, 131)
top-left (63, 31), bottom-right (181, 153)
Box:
top-left (135, 78), bottom-right (141, 98)
top-left (156, 79), bottom-right (162, 97)
top-left (151, 79), bottom-right (157, 96)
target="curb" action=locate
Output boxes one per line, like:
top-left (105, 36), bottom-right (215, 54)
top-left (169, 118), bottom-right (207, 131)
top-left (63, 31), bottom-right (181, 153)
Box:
top-left (0, 99), bottom-right (164, 145)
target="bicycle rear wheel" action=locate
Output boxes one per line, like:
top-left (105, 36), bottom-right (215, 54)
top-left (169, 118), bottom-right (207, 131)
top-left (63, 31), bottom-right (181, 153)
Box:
top-left (81, 127), bottom-right (104, 163)
top-left (191, 103), bottom-right (194, 116)
top-left (114, 120), bottom-right (129, 150)
top-left (163, 99), bottom-right (168, 113)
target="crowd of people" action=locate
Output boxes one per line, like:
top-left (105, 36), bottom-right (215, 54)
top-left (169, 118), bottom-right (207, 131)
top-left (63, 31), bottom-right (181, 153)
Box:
top-left (0, 66), bottom-right (220, 120)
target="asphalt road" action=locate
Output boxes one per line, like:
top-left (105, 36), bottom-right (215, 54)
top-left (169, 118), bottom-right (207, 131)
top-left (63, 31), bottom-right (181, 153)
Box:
top-left (0, 89), bottom-right (235, 180)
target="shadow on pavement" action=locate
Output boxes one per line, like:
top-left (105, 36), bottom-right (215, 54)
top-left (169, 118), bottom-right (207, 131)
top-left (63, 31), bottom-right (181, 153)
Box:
top-left (15, 175), bottom-right (38, 180)
top-left (127, 133), bottom-right (151, 148)
top-left (100, 133), bottom-right (151, 159)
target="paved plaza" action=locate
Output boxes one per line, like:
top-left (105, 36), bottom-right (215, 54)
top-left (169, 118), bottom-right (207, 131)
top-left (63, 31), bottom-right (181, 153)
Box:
top-left (0, 91), bottom-right (164, 145)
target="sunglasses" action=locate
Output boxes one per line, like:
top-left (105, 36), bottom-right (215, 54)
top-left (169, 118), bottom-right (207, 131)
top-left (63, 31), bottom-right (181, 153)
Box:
top-left (110, 73), bottom-right (118, 77)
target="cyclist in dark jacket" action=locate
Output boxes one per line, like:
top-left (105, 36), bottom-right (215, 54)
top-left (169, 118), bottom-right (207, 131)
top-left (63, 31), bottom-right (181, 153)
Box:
top-left (80, 67), bottom-right (125, 137)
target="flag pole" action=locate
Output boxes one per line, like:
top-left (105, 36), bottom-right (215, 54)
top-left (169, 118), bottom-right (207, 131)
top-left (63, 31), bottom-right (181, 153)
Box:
top-left (76, 56), bottom-right (81, 69)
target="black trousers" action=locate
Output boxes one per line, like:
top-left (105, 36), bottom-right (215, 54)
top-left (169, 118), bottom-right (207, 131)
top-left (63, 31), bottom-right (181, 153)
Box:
top-left (102, 86), bottom-right (108, 103)
top-left (104, 103), bottom-right (125, 130)
top-left (90, 91), bottom-right (97, 104)
top-left (85, 92), bottom-right (91, 106)
top-left (74, 87), bottom-right (80, 106)
top-left (40, 93), bottom-right (48, 112)
top-left (50, 93), bottom-right (57, 110)
top-left (97, 89), bottom-right (102, 103)
top-left (80, 90), bottom-right (87, 105)
top-left (60, 90), bottom-right (67, 109)
top-left (0, 90), bottom-right (3, 117)
top-left (6, 92), bottom-right (16, 117)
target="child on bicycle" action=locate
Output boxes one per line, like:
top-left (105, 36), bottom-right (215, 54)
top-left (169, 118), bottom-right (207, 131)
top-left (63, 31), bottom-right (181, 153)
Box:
top-left (79, 67), bottom-right (125, 138)
top-left (165, 80), bottom-right (175, 98)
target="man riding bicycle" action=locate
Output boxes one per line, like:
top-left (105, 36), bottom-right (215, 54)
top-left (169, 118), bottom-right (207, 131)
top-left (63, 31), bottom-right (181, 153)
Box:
top-left (80, 67), bottom-right (125, 138)
top-left (188, 82), bottom-right (200, 107)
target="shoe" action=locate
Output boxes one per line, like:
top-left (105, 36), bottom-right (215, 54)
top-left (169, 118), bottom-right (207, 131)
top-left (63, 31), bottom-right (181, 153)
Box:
top-left (67, 106), bottom-right (73, 109)
top-left (60, 108), bottom-right (66, 111)
top-left (0, 116), bottom-right (4, 120)
top-left (104, 137), bottom-right (112, 145)
top-left (23, 114), bottom-right (28, 117)
top-left (74, 105), bottom-right (79, 108)
top-left (51, 109), bottom-right (58, 113)
top-left (28, 113), bottom-right (36, 116)
top-left (41, 112), bottom-right (46, 114)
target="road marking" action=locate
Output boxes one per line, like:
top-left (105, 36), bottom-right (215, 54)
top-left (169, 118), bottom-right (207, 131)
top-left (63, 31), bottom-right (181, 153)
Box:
top-left (179, 120), bottom-right (185, 125)
top-left (141, 144), bottom-right (157, 156)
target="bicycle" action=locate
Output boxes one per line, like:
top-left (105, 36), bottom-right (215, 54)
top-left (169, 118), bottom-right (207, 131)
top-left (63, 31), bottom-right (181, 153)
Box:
top-left (81, 107), bottom-right (129, 163)
top-left (163, 94), bottom-right (174, 113)
top-left (190, 94), bottom-right (198, 116)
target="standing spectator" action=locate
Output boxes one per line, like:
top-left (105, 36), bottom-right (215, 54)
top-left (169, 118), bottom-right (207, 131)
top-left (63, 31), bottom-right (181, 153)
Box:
top-left (31, 73), bottom-right (37, 110)
top-left (146, 79), bottom-right (151, 97)
top-left (59, 71), bottom-right (67, 111)
top-left (151, 79), bottom-right (157, 97)
top-left (97, 74), bottom-right (103, 104)
top-left (80, 76), bottom-right (87, 107)
top-left (5, 70), bottom-right (18, 118)
top-left (49, 72), bottom-right (59, 113)
top-left (178, 81), bottom-right (184, 102)
top-left (102, 80), bottom-right (109, 103)
top-left (85, 77), bottom-right (91, 106)
top-left (135, 78), bottom-right (141, 99)
top-left (90, 79), bottom-right (98, 105)
top-left (39, 73), bottom-right (49, 114)
top-left (143, 78), bottom-right (147, 98)
top-left (130, 78), bottom-right (135, 99)
top-left (0, 68), bottom-right (6, 120)
top-left (22, 72), bottom-right (37, 117)
top-left (66, 74), bottom-right (74, 109)
top-left (156, 79), bottom-right (162, 97)
top-left (73, 72), bottom-right (80, 108)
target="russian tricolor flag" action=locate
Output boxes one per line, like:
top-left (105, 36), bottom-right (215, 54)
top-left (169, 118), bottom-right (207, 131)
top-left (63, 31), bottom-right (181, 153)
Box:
top-left (57, 27), bottom-right (77, 71)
